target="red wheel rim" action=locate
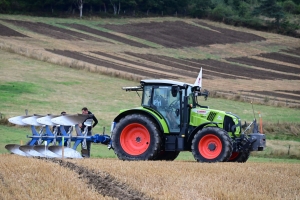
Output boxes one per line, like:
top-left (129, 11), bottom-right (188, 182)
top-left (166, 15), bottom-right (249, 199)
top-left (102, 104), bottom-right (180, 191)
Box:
top-left (120, 123), bottom-right (150, 155)
top-left (199, 134), bottom-right (222, 159)
top-left (229, 152), bottom-right (239, 161)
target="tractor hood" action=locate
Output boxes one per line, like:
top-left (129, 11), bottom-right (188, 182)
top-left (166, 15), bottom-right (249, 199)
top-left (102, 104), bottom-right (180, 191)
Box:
top-left (190, 107), bottom-right (241, 136)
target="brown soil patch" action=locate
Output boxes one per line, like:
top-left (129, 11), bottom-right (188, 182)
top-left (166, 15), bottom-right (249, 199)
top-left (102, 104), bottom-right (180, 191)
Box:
top-left (102, 21), bottom-right (265, 48)
top-left (61, 23), bottom-right (149, 48)
top-left (192, 59), bottom-right (300, 80)
top-left (241, 90), bottom-right (300, 101)
top-left (46, 49), bottom-right (178, 79)
top-left (49, 159), bottom-right (152, 200)
top-left (283, 47), bottom-right (300, 56)
top-left (125, 52), bottom-right (299, 80)
top-left (256, 52), bottom-right (300, 65)
top-left (226, 57), bottom-right (300, 76)
top-left (276, 90), bottom-right (300, 95)
top-left (125, 52), bottom-right (240, 79)
top-left (196, 21), bottom-right (265, 43)
top-left (0, 23), bottom-right (28, 37)
top-left (92, 51), bottom-right (196, 77)
top-left (3, 19), bottom-right (108, 43)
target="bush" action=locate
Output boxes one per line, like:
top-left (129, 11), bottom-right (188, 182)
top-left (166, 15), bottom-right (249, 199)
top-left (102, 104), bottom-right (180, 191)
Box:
top-left (211, 5), bottom-right (234, 21)
top-left (283, 0), bottom-right (296, 13)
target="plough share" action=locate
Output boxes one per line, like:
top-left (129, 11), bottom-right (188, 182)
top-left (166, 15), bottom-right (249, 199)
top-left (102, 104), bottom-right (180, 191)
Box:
top-left (5, 114), bottom-right (111, 159)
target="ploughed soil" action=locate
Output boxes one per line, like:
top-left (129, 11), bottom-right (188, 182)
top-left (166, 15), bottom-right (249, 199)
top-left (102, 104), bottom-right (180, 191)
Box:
top-left (49, 159), bottom-right (152, 200)
top-left (226, 57), bottom-right (300, 75)
top-left (241, 90), bottom-right (300, 101)
top-left (256, 52), bottom-right (300, 65)
top-left (125, 52), bottom-right (243, 79)
top-left (0, 23), bottom-right (28, 37)
top-left (92, 51), bottom-right (198, 78)
top-left (276, 90), bottom-right (300, 95)
top-left (61, 23), bottom-right (150, 48)
top-left (283, 47), bottom-right (300, 56)
top-left (102, 21), bottom-right (265, 48)
top-left (46, 49), bottom-right (178, 79)
top-left (3, 19), bottom-right (108, 43)
top-left (125, 52), bottom-right (299, 80)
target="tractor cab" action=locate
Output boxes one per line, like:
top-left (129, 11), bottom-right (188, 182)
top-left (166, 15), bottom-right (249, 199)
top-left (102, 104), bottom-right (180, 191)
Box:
top-left (140, 80), bottom-right (195, 133)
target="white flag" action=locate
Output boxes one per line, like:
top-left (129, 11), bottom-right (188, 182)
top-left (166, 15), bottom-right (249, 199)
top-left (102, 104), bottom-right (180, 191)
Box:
top-left (193, 68), bottom-right (202, 88)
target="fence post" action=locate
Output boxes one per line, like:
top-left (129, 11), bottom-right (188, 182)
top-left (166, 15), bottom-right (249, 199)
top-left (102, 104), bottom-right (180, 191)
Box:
top-left (288, 145), bottom-right (290, 155)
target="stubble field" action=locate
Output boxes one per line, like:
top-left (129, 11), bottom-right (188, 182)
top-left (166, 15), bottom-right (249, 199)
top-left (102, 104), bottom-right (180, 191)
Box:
top-left (1, 154), bottom-right (300, 200)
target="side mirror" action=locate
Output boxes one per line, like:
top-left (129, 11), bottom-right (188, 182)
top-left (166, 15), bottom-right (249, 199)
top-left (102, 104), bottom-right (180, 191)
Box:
top-left (171, 85), bottom-right (179, 97)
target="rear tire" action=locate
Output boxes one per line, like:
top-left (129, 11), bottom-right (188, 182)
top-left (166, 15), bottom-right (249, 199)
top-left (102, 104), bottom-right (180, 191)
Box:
top-left (112, 114), bottom-right (161, 161)
top-left (191, 127), bottom-right (232, 162)
top-left (228, 151), bottom-right (250, 163)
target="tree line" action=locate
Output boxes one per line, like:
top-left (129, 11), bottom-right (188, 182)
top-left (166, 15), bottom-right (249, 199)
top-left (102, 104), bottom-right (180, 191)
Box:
top-left (0, 0), bottom-right (299, 37)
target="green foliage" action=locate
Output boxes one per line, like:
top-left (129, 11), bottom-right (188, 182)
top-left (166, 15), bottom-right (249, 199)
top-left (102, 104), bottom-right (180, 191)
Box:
top-left (211, 4), bottom-right (234, 20)
top-left (283, 0), bottom-right (297, 13)
top-left (238, 2), bottom-right (251, 17)
top-left (252, 0), bottom-right (285, 26)
top-left (296, 4), bottom-right (300, 14)
top-left (190, 0), bottom-right (214, 18)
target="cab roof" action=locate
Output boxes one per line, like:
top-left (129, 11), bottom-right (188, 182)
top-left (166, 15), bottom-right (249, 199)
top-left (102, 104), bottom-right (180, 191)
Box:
top-left (140, 79), bottom-right (192, 87)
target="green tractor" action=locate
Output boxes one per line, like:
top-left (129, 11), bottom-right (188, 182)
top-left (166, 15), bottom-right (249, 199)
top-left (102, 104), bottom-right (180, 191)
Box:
top-left (111, 76), bottom-right (266, 163)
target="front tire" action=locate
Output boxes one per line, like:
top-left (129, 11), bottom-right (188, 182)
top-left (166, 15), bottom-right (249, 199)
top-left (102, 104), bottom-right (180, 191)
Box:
top-left (191, 127), bottom-right (232, 162)
top-left (228, 151), bottom-right (250, 163)
top-left (112, 114), bottom-right (162, 161)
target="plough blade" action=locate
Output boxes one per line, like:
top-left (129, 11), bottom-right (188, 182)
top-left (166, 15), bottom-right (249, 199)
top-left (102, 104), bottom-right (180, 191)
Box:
top-left (51, 114), bottom-right (91, 126)
top-left (8, 116), bottom-right (31, 126)
top-left (19, 145), bottom-right (46, 157)
top-left (22, 115), bottom-right (44, 126)
top-left (5, 144), bottom-right (31, 157)
top-left (36, 115), bottom-right (60, 126)
top-left (48, 146), bottom-right (83, 159)
top-left (34, 145), bottom-right (61, 158)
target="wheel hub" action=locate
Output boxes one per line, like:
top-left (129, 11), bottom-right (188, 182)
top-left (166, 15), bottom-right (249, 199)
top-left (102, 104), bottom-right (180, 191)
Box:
top-left (208, 143), bottom-right (216, 151)
top-left (136, 137), bottom-right (141, 143)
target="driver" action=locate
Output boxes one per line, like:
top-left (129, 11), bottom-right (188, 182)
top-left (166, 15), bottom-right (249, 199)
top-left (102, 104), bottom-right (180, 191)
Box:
top-left (153, 89), bottom-right (167, 108)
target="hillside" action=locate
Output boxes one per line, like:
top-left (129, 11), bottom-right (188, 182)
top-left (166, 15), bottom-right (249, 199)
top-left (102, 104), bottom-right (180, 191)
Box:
top-left (0, 15), bottom-right (299, 107)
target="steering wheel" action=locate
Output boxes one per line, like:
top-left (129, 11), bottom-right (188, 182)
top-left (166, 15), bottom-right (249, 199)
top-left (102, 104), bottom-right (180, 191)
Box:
top-left (168, 99), bottom-right (180, 111)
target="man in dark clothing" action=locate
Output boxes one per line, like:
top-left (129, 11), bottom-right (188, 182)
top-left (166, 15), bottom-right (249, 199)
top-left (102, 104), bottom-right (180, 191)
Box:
top-left (80, 107), bottom-right (98, 158)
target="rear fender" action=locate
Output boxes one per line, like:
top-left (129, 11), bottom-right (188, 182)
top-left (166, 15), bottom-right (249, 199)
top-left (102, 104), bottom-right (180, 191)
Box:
top-left (113, 108), bottom-right (169, 134)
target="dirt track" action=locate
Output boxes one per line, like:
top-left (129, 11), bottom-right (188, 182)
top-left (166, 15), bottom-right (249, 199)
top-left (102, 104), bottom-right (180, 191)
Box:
top-left (50, 159), bottom-right (152, 200)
